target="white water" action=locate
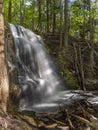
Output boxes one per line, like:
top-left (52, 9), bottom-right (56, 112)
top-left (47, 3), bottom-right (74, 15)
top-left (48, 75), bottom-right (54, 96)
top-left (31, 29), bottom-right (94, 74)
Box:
top-left (9, 24), bottom-right (69, 113)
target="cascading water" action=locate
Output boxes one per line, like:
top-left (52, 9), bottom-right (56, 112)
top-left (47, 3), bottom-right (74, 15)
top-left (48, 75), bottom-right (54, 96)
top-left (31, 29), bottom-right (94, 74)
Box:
top-left (8, 24), bottom-right (72, 113)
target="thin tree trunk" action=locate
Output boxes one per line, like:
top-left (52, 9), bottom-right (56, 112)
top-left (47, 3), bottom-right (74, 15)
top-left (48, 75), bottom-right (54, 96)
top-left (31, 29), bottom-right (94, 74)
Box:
top-left (20, 0), bottom-right (25, 25)
top-left (64, 0), bottom-right (69, 47)
top-left (52, 0), bottom-right (56, 34)
top-left (8, 0), bottom-right (12, 23)
top-left (46, 0), bottom-right (50, 32)
top-left (82, 0), bottom-right (86, 40)
top-left (88, 0), bottom-right (95, 73)
top-left (73, 43), bottom-right (81, 89)
top-left (31, 0), bottom-right (35, 30)
top-left (0, 0), bottom-right (9, 113)
top-left (38, 0), bottom-right (42, 32)
top-left (90, 19), bottom-right (95, 71)
top-left (78, 45), bottom-right (85, 90)
top-left (60, 0), bottom-right (63, 48)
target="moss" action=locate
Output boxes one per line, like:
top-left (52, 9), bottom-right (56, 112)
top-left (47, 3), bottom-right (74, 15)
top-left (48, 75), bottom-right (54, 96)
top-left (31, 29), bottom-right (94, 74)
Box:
top-left (63, 69), bottom-right (79, 89)
top-left (58, 53), bottom-right (66, 65)
top-left (1, 128), bottom-right (5, 130)
top-left (8, 83), bottom-right (19, 114)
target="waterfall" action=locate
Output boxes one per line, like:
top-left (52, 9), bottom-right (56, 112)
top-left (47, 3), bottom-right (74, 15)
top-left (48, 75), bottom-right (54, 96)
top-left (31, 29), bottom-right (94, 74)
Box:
top-left (9, 24), bottom-right (69, 113)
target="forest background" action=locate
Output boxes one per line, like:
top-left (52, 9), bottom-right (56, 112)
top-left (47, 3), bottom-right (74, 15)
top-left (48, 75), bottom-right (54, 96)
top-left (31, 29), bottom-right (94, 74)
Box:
top-left (4, 0), bottom-right (98, 91)
top-left (0, 0), bottom-right (98, 129)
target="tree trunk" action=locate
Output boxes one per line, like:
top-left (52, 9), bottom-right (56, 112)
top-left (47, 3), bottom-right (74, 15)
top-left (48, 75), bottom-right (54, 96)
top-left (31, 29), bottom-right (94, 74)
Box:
top-left (20, 0), bottom-right (25, 25)
top-left (0, 0), bottom-right (9, 113)
top-left (64, 0), bottom-right (69, 47)
top-left (60, 0), bottom-right (63, 48)
top-left (46, 0), bottom-right (50, 32)
top-left (88, 0), bottom-right (95, 74)
top-left (38, 0), bottom-right (42, 32)
top-left (8, 0), bottom-right (12, 23)
top-left (31, 0), bottom-right (35, 31)
top-left (52, 0), bottom-right (56, 34)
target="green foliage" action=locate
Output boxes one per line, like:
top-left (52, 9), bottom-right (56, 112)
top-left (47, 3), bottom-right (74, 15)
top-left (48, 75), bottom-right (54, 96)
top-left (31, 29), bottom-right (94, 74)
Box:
top-left (69, 0), bottom-right (98, 40)
top-left (63, 69), bottom-right (79, 89)
top-left (4, 0), bottom-right (98, 35)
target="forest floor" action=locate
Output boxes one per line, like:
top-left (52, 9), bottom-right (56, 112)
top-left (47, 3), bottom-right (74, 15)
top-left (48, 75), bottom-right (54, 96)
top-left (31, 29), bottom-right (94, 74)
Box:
top-left (1, 94), bottom-right (98, 130)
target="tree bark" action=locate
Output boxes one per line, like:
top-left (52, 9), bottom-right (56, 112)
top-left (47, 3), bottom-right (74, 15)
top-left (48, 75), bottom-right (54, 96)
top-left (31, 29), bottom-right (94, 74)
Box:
top-left (88, 0), bottom-right (95, 75)
top-left (38, 0), bottom-right (42, 32)
top-left (0, 0), bottom-right (9, 113)
top-left (64, 0), bottom-right (69, 47)
top-left (31, 0), bottom-right (35, 31)
top-left (52, 0), bottom-right (56, 34)
top-left (20, 0), bottom-right (25, 25)
top-left (46, 0), bottom-right (50, 32)
top-left (8, 0), bottom-right (12, 23)
top-left (60, 0), bottom-right (63, 48)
